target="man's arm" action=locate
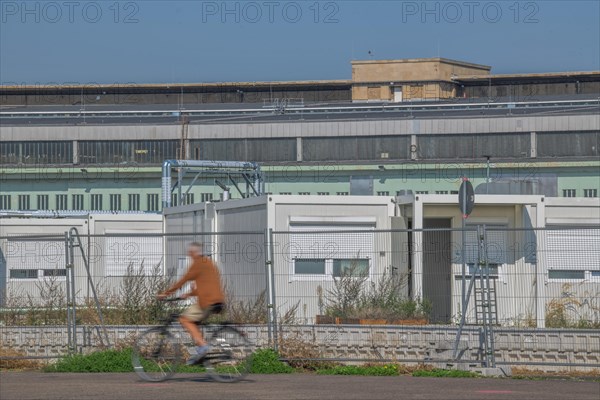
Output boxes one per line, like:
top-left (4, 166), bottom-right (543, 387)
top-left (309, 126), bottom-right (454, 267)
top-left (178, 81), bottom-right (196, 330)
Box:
top-left (159, 264), bottom-right (199, 298)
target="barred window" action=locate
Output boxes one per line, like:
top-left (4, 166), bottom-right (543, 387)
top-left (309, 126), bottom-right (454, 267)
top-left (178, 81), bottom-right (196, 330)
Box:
top-left (56, 194), bottom-right (68, 210)
top-left (303, 136), bottom-right (411, 161)
top-left (72, 194), bottom-right (84, 211)
top-left (584, 189), bottom-right (598, 198)
top-left (37, 195), bottom-right (49, 210)
top-left (129, 194), bottom-right (140, 211)
top-left (18, 195), bottom-right (31, 210)
top-left (192, 138), bottom-right (296, 162)
top-left (91, 194), bottom-right (103, 211)
top-left (78, 140), bottom-right (177, 164)
top-left (183, 193), bottom-right (194, 205)
top-left (147, 194), bottom-right (160, 211)
top-left (200, 193), bottom-right (213, 202)
top-left (109, 194), bottom-right (122, 211)
top-left (0, 141), bottom-right (72, 164)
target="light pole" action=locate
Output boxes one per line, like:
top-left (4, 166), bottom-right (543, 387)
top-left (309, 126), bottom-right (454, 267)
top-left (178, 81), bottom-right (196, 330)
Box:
top-left (81, 88), bottom-right (86, 124)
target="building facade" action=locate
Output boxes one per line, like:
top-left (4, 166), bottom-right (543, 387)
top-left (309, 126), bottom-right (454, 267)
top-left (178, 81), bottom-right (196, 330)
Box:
top-left (1, 58), bottom-right (599, 213)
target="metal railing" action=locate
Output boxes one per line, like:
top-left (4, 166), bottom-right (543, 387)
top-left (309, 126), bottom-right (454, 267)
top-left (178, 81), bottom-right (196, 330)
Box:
top-left (2, 98), bottom-right (598, 121)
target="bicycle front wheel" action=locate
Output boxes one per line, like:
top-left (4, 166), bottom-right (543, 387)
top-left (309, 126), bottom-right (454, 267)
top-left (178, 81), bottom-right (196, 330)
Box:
top-left (204, 326), bottom-right (252, 383)
top-left (132, 327), bottom-right (182, 382)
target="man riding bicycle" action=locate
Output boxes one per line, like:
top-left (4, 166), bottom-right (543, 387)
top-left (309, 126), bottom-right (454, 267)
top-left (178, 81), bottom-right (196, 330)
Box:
top-left (158, 242), bottom-right (225, 365)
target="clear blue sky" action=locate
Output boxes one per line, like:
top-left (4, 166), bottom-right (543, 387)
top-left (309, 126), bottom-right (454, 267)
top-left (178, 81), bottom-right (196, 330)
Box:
top-left (1, 0), bottom-right (599, 84)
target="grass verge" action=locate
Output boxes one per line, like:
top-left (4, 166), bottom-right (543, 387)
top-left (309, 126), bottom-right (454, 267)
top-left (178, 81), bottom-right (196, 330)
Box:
top-left (0, 347), bottom-right (44, 371)
top-left (7, 346), bottom-right (596, 381)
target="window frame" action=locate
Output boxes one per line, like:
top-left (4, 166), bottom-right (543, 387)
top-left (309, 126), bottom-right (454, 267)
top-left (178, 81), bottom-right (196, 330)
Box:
top-left (547, 269), bottom-right (586, 281)
top-left (589, 271), bottom-right (600, 282)
top-left (288, 222), bottom-right (376, 282)
top-left (42, 269), bottom-right (68, 279)
top-left (291, 257), bottom-right (371, 281)
top-left (9, 269), bottom-right (39, 280)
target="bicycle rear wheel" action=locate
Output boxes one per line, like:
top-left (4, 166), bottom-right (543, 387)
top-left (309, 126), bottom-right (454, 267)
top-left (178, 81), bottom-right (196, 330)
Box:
top-left (204, 326), bottom-right (252, 383)
top-left (132, 327), bottom-right (181, 382)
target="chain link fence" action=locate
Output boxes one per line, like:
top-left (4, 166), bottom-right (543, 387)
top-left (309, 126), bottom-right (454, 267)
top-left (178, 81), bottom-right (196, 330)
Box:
top-left (1, 226), bottom-right (599, 370)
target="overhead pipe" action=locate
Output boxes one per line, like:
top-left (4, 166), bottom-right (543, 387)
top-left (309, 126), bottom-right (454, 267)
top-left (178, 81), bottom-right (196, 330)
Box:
top-left (162, 160), bottom-right (263, 208)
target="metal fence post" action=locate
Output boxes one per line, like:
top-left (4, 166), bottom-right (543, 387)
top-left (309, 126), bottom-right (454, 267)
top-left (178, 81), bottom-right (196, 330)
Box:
top-left (64, 232), bottom-right (73, 353)
top-left (69, 227), bottom-right (110, 348)
top-left (265, 228), bottom-right (278, 351)
top-left (65, 231), bottom-right (77, 354)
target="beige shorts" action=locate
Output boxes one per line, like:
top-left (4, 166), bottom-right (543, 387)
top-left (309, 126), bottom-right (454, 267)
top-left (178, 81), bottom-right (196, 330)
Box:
top-left (181, 304), bottom-right (207, 322)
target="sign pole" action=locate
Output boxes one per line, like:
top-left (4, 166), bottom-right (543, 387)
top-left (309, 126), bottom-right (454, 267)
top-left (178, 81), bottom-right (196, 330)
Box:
top-left (454, 177), bottom-right (476, 360)
top-left (458, 177), bottom-right (475, 318)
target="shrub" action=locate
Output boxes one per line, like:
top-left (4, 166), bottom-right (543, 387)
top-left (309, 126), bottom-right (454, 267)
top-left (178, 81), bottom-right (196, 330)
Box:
top-left (223, 290), bottom-right (268, 325)
top-left (45, 349), bottom-right (135, 373)
top-left (324, 269), bottom-right (431, 322)
top-left (118, 262), bottom-right (171, 325)
top-left (248, 348), bottom-right (293, 374)
top-left (545, 285), bottom-right (600, 329)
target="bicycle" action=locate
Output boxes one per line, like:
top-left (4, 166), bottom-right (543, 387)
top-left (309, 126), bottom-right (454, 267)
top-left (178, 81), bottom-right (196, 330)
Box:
top-left (131, 298), bottom-right (252, 383)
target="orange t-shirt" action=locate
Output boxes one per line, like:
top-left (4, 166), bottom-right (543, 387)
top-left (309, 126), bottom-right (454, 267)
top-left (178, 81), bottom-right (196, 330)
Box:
top-left (166, 256), bottom-right (225, 309)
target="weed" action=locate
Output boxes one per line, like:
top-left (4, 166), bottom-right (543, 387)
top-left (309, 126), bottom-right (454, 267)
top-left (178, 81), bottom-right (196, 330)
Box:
top-left (220, 289), bottom-right (268, 325)
top-left (118, 262), bottom-right (171, 325)
top-left (412, 368), bottom-right (481, 378)
top-left (324, 269), bottom-right (431, 322)
top-left (511, 367), bottom-right (600, 380)
top-left (45, 349), bottom-right (135, 373)
top-left (317, 364), bottom-right (400, 376)
top-left (248, 348), bottom-right (293, 374)
top-left (0, 347), bottom-right (43, 371)
top-left (545, 285), bottom-right (600, 329)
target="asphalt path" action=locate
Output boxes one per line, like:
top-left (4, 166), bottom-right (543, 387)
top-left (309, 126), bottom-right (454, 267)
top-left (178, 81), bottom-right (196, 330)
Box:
top-left (1, 373), bottom-right (599, 400)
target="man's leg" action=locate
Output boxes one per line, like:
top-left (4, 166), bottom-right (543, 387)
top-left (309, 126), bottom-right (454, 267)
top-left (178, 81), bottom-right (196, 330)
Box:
top-left (179, 315), bottom-right (206, 346)
top-left (180, 305), bottom-right (211, 365)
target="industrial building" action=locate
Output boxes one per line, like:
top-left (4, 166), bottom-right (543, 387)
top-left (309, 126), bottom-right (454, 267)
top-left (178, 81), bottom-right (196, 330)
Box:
top-left (0, 57), bottom-right (598, 213)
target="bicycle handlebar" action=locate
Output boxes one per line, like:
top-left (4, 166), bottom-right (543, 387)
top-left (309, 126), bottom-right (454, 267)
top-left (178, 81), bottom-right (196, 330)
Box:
top-left (159, 297), bottom-right (186, 302)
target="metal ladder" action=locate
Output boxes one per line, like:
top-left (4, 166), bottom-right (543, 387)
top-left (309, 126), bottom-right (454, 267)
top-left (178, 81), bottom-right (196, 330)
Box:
top-left (476, 226), bottom-right (496, 367)
top-left (474, 277), bottom-right (498, 326)
top-left (453, 225), bottom-right (496, 368)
